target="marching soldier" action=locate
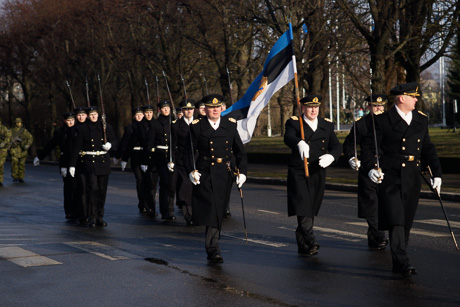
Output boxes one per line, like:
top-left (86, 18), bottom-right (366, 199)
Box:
top-left (69, 106), bottom-right (118, 227)
top-left (362, 82), bottom-right (442, 277)
top-left (195, 100), bottom-right (206, 119)
top-left (118, 107), bottom-right (151, 213)
top-left (343, 94), bottom-right (389, 250)
top-left (73, 107), bottom-right (89, 224)
top-left (284, 94), bottom-right (341, 256)
top-left (173, 99), bottom-right (195, 225)
top-left (9, 118), bottom-right (33, 183)
top-left (0, 118), bottom-right (12, 186)
top-left (143, 100), bottom-right (177, 220)
top-left (184, 94), bottom-right (247, 263)
top-left (34, 112), bottom-right (79, 219)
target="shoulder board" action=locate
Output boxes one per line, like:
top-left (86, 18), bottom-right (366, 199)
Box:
top-left (228, 117), bottom-right (236, 123)
top-left (324, 118), bottom-right (332, 123)
top-left (290, 116), bottom-right (298, 120)
top-left (192, 119), bottom-right (200, 125)
top-left (418, 110), bottom-right (427, 117)
top-left (355, 116), bottom-right (362, 122)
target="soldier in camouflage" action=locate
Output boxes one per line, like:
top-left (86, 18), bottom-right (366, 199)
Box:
top-left (0, 118), bottom-right (12, 186)
top-left (9, 118), bottom-right (33, 183)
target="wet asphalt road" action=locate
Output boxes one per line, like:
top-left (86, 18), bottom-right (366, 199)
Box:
top-left (1, 162), bottom-right (460, 307)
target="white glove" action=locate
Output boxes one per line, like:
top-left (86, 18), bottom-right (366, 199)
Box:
top-left (348, 157), bottom-right (361, 170)
top-left (168, 162), bottom-right (175, 172)
top-left (319, 154), bottom-right (334, 168)
top-left (236, 173), bottom-right (246, 189)
top-left (430, 177), bottom-right (442, 195)
top-left (189, 170), bottom-right (201, 185)
top-left (60, 167), bottom-right (67, 177)
top-left (102, 142), bottom-right (112, 151)
top-left (141, 165), bottom-right (148, 172)
top-left (121, 161), bottom-right (127, 171)
top-left (368, 168), bottom-right (384, 184)
top-left (33, 157), bottom-right (40, 166)
top-left (297, 141), bottom-right (310, 159)
top-left (69, 167), bottom-right (75, 177)
top-left (113, 157), bottom-right (119, 165)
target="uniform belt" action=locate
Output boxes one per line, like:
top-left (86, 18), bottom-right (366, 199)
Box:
top-left (201, 156), bottom-right (229, 163)
top-left (387, 154), bottom-right (418, 161)
top-left (80, 151), bottom-right (107, 156)
top-left (156, 145), bottom-right (168, 150)
top-left (133, 146), bottom-right (143, 150)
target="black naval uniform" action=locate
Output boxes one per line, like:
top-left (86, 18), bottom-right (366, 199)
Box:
top-left (119, 120), bottom-right (149, 213)
top-left (70, 118), bottom-right (118, 226)
top-left (184, 114), bottom-right (247, 261)
top-left (343, 112), bottom-right (387, 248)
top-left (362, 106), bottom-right (441, 275)
top-left (145, 114), bottom-right (177, 220)
top-left (37, 123), bottom-right (78, 219)
top-left (173, 116), bottom-right (194, 224)
top-left (74, 119), bottom-right (88, 224)
top-left (284, 113), bottom-right (341, 255)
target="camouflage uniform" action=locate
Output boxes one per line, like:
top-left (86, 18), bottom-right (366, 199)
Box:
top-left (9, 118), bottom-right (33, 181)
top-left (0, 119), bottom-right (12, 185)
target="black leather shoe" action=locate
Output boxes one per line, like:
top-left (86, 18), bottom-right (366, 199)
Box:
top-left (147, 209), bottom-right (158, 217)
top-left (368, 237), bottom-right (389, 250)
top-left (13, 178), bottom-right (18, 183)
top-left (79, 218), bottom-right (89, 225)
top-left (96, 218), bottom-right (107, 227)
top-left (139, 207), bottom-right (147, 213)
top-left (298, 242), bottom-right (320, 256)
top-left (165, 215), bottom-right (176, 221)
top-left (0, 182), bottom-right (3, 187)
top-left (88, 219), bottom-right (96, 227)
top-left (207, 253), bottom-right (224, 264)
top-left (224, 208), bottom-right (231, 218)
top-left (393, 265), bottom-right (417, 277)
top-left (18, 179), bottom-right (25, 183)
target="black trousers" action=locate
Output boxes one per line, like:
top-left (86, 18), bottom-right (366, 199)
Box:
top-left (62, 175), bottom-right (78, 217)
top-left (366, 216), bottom-right (386, 243)
top-left (85, 174), bottom-right (109, 220)
top-left (205, 226), bottom-right (221, 256)
top-left (143, 168), bottom-right (158, 212)
top-left (175, 164), bottom-right (192, 223)
top-left (389, 225), bottom-right (411, 270)
top-left (132, 165), bottom-right (146, 209)
top-left (76, 171), bottom-right (87, 220)
top-left (157, 164), bottom-right (175, 218)
top-left (295, 216), bottom-right (316, 249)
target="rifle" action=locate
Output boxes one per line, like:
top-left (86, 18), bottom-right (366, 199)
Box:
top-left (350, 98), bottom-right (359, 170)
top-left (226, 66), bottom-right (233, 105)
top-left (155, 75), bottom-right (160, 115)
top-left (97, 74), bottom-right (107, 143)
top-left (202, 74), bottom-right (208, 95)
top-left (369, 69), bottom-right (382, 181)
top-left (85, 77), bottom-right (91, 107)
top-left (145, 78), bottom-right (150, 106)
top-left (65, 80), bottom-right (77, 109)
top-left (162, 71), bottom-right (176, 172)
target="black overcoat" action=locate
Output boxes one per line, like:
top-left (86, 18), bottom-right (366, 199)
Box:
top-left (184, 117), bottom-right (247, 229)
top-left (284, 116), bottom-right (342, 218)
top-left (362, 107), bottom-right (442, 230)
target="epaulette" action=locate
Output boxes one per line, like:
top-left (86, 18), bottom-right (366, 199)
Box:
top-left (418, 110), bottom-right (427, 117)
top-left (324, 118), bottom-right (332, 123)
top-left (374, 110), bottom-right (384, 116)
top-left (290, 116), bottom-right (298, 120)
top-left (192, 119), bottom-right (200, 124)
top-left (356, 116), bottom-right (362, 121)
top-left (228, 117), bottom-right (236, 123)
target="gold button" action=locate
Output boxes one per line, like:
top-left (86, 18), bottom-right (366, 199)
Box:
top-left (210, 141), bottom-right (213, 144)
top-left (211, 148), bottom-right (214, 151)
top-left (402, 147), bottom-right (405, 150)
top-left (212, 156), bottom-right (214, 158)
top-left (322, 140), bottom-right (325, 143)
top-left (417, 139), bottom-right (420, 142)
top-left (92, 160), bottom-right (95, 163)
top-left (91, 139), bottom-right (94, 141)
top-left (92, 145), bottom-right (95, 147)
top-left (402, 163), bottom-right (406, 167)
top-left (417, 148), bottom-right (419, 150)
top-left (226, 141), bottom-right (228, 144)
top-left (403, 138), bottom-right (406, 142)
top-left (417, 163), bottom-right (419, 166)
top-left (211, 162), bottom-right (214, 166)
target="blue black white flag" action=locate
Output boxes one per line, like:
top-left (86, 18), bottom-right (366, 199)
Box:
top-left (222, 23), bottom-right (296, 143)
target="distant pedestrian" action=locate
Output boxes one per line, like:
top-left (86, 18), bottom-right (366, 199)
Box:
top-left (9, 118), bottom-right (33, 183)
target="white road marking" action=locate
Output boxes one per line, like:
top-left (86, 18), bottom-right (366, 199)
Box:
top-left (278, 226), bottom-right (366, 241)
top-left (223, 232), bottom-right (288, 247)
top-left (0, 246), bottom-right (62, 267)
top-left (347, 221), bottom-right (448, 238)
top-left (416, 219), bottom-right (460, 229)
top-left (65, 241), bottom-right (133, 260)
top-left (257, 210), bottom-right (279, 215)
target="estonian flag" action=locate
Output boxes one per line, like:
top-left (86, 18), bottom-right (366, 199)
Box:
top-left (222, 23), bottom-right (296, 143)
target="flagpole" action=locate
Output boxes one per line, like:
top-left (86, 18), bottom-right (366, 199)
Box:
top-left (290, 24), bottom-right (309, 177)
